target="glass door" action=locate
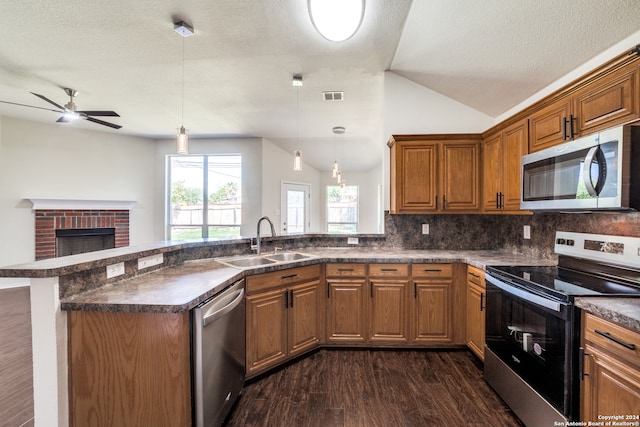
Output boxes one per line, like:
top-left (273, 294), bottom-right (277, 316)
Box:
top-left (281, 182), bottom-right (310, 234)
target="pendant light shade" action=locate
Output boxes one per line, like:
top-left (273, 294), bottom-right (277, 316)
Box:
top-left (177, 126), bottom-right (189, 154)
top-left (308, 0), bottom-right (365, 42)
top-left (293, 150), bottom-right (302, 171)
top-left (293, 75), bottom-right (303, 171)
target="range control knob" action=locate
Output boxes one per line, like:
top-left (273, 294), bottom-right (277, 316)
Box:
top-left (566, 239), bottom-right (575, 246)
top-left (556, 238), bottom-right (566, 245)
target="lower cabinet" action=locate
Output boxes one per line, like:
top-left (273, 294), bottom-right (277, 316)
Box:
top-left (245, 265), bottom-right (322, 378)
top-left (411, 264), bottom-right (454, 344)
top-left (466, 265), bottom-right (486, 360)
top-left (325, 263), bottom-right (368, 344)
top-left (580, 312), bottom-right (640, 421)
top-left (368, 264), bottom-right (410, 344)
top-left (68, 311), bottom-right (192, 427)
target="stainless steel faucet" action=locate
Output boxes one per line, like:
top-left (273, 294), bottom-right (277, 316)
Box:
top-left (254, 216), bottom-right (276, 255)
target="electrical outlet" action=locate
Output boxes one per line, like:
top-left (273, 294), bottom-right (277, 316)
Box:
top-left (138, 254), bottom-right (163, 270)
top-left (422, 224), bottom-right (429, 235)
top-left (106, 262), bottom-right (125, 279)
top-left (523, 225), bottom-right (531, 240)
top-left (347, 237), bottom-right (359, 245)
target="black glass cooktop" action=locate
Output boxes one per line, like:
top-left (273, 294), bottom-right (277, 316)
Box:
top-left (487, 260), bottom-right (640, 302)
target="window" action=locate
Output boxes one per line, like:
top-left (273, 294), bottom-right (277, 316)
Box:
top-left (326, 185), bottom-right (358, 233)
top-left (168, 155), bottom-right (242, 240)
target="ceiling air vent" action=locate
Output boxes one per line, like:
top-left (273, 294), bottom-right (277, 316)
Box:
top-left (323, 91), bottom-right (344, 101)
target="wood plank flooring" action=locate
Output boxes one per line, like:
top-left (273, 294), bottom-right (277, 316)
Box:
top-left (224, 349), bottom-right (523, 427)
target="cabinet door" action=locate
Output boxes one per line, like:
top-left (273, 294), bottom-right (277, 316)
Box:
top-left (466, 281), bottom-right (485, 360)
top-left (288, 281), bottom-right (322, 357)
top-left (581, 344), bottom-right (640, 421)
top-left (369, 280), bottom-right (409, 343)
top-left (441, 141), bottom-right (480, 211)
top-left (412, 281), bottom-right (451, 343)
top-left (482, 132), bottom-right (502, 212)
top-left (246, 289), bottom-right (288, 376)
top-left (396, 143), bottom-right (438, 212)
top-left (502, 120), bottom-right (528, 211)
top-left (528, 98), bottom-right (572, 152)
top-left (574, 62), bottom-right (639, 136)
top-left (326, 279), bottom-right (368, 344)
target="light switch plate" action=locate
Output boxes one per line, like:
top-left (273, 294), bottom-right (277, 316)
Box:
top-left (523, 225), bottom-right (531, 240)
top-left (347, 237), bottom-right (359, 245)
top-left (138, 254), bottom-right (163, 270)
top-left (422, 224), bottom-right (429, 235)
top-left (106, 262), bottom-right (125, 279)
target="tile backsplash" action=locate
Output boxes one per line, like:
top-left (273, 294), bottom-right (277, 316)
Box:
top-left (384, 211), bottom-right (640, 259)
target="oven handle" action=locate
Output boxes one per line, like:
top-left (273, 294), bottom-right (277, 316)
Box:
top-left (485, 274), bottom-right (562, 312)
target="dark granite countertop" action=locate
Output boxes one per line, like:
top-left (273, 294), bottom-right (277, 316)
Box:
top-left (575, 297), bottom-right (640, 334)
top-left (59, 248), bottom-right (556, 313)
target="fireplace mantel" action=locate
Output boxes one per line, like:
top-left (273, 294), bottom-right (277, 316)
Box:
top-left (27, 198), bottom-right (136, 211)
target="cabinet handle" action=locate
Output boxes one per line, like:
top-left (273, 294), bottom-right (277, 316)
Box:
top-left (380, 268), bottom-right (398, 272)
top-left (414, 281), bottom-right (417, 299)
top-left (563, 117), bottom-right (569, 140)
top-left (595, 329), bottom-right (636, 350)
top-left (370, 282), bottom-right (373, 298)
top-left (423, 269), bottom-right (442, 272)
top-left (480, 293), bottom-right (484, 311)
top-left (289, 290), bottom-right (293, 308)
top-left (443, 195), bottom-right (446, 210)
top-left (284, 291), bottom-right (289, 309)
top-left (435, 195), bottom-right (438, 210)
top-left (496, 192), bottom-right (499, 209)
top-left (327, 283), bottom-right (330, 298)
top-left (282, 273), bottom-right (298, 280)
top-left (569, 114), bottom-right (576, 139)
top-left (499, 192), bottom-right (504, 209)
top-left (338, 268), bottom-right (354, 272)
top-left (578, 346), bottom-right (590, 380)
top-left (469, 272), bottom-right (480, 278)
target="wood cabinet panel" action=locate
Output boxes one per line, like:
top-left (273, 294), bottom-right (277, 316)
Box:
top-left (369, 280), bottom-right (409, 343)
top-left (528, 98), bottom-right (572, 152)
top-left (326, 263), bottom-right (367, 278)
top-left (326, 279), bottom-right (368, 344)
top-left (369, 263), bottom-right (409, 277)
top-left (288, 281), bottom-right (322, 357)
top-left (411, 263), bottom-right (452, 279)
top-left (246, 289), bottom-right (288, 376)
top-left (466, 266), bottom-right (486, 361)
top-left (442, 142), bottom-right (480, 211)
top-left (68, 311), bottom-right (192, 427)
top-left (482, 132), bottom-right (502, 211)
top-left (412, 282), bottom-right (451, 343)
top-left (247, 264), bottom-right (321, 294)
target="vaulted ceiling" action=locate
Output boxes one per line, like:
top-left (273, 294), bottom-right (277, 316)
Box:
top-left (1, 1), bottom-right (639, 172)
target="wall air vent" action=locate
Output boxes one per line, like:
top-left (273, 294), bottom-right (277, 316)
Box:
top-left (322, 91), bottom-right (344, 101)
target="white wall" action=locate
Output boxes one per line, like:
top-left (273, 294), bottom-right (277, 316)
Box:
top-left (382, 72), bottom-right (494, 210)
top-left (153, 137), bottom-right (263, 238)
top-left (261, 138), bottom-right (321, 234)
top-left (0, 116), bottom-right (156, 270)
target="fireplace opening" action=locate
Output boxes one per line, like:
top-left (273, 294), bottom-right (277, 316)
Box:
top-left (55, 228), bottom-right (116, 257)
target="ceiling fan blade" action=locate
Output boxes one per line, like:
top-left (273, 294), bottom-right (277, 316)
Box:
top-left (85, 116), bottom-right (122, 129)
top-left (0, 99), bottom-right (63, 113)
top-left (77, 110), bottom-right (120, 117)
top-left (30, 92), bottom-right (65, 110)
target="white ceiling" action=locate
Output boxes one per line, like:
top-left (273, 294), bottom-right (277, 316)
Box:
top-left (1, 1), bottom-right (639, 173)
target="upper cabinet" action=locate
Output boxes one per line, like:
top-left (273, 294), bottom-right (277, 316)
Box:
top-left (389, 135), bottom-right (482, 214)
top-left (529, 57), bottom-right (640, 152)
top-left (482, 119), bottom-right (528, 213)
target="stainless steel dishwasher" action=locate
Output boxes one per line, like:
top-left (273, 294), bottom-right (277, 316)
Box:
top-left (193, 279), bottom-right (246, 427)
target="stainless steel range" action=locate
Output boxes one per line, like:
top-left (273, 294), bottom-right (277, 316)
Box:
top-left (484, 231), bottom-right (640, 425)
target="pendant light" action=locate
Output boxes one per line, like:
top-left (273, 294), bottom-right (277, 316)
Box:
top-left (293, 75), bottom-right (303, 171)
top-left (308, 0), bottom-right (365, 42)
top-left (174, 20), bottom-right (194, 154)
top-left (332, 126), bottom-right (345, 182)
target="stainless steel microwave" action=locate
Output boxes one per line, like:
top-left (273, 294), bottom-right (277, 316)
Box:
top-left (520, 125), bottom-right (640, 211)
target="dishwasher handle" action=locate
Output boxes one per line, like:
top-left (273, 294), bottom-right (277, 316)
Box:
top-left (202, 287), bottom-right (245, 327)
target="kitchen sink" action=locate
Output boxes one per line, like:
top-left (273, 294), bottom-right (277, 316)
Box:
top-left (265, 252), bottom-right (311, 262)
top-left (218, 252), bottom-right (314, 269)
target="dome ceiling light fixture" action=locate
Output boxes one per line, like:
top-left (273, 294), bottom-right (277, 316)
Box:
top-left (308, 0), bottom-right (365, 42)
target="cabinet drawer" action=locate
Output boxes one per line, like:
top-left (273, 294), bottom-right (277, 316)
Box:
top-left (467, 265), bottom-right (485, 287)
top-left (369, 263), bottom-right (409, 277)
top-left (411, 264), bottom-right (452, 279)
top-left (326, 263), bottom-right (367, 278)
top-left (247, 264), bottom-right (320, 294)
top-left (583, 312), bottom-right (640, 367)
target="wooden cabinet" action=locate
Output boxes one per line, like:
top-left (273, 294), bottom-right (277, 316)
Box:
top-left (246, 265), bottom-right (322, 377)
top-left (465, 265), bottom-right (486, 361)
top-left (368, 264), bottom-right (410, 344)
top-left (68, 311), bottom-right (192, 427)
top-left (580, 312), bottom-right (640, 421)
top-left (326, 263), bottom-right (368, 344)
top-left (389, 135), bottom-right (482, 214)
top-left (482, 119), bottom-right (528, 213)
top-left (529, 59), bottom-right (639, 152)
top-left (410, 264), bottom-right (454, 344)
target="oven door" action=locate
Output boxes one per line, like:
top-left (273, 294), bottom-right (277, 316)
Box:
top-left (485, 274), bottom-right (575, 417)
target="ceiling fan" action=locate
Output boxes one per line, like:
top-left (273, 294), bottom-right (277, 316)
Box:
top-left (0, 88), bottom-right (121, 129)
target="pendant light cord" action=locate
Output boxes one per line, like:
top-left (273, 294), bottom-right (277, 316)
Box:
top-left (181, 36), bottom-right (185, 126)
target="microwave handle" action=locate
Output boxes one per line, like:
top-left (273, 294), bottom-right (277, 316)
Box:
top-left (582, 146), bottom-right (606, 197)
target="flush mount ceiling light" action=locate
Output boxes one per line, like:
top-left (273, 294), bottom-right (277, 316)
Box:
top-left (308, 0), bottom-right (365, 42)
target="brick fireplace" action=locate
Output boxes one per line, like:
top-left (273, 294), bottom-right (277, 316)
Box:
top-left (30, 199), bottom-right (134, 261)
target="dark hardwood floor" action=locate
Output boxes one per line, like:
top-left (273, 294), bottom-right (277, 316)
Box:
top-left (225, 349), bottom-right (523, 427)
